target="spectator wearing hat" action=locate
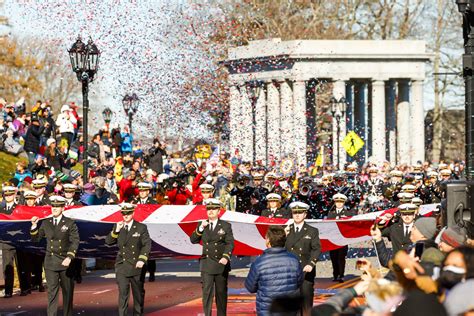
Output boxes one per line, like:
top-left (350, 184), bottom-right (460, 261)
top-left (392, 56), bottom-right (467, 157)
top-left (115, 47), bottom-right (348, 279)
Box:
top-left (45, 137), bottom-right (65, 172)
top-left (285, 201), bottom-right (321, 315)
top-left (438, 246), bottom-right (474, 296)
top-left (261, 193), bottom-right (291, 219)
top-left (327, 193), bottom-right (355, 282)
top-left (13, 161), bottom-right (32, 187)
top-left (105, 203), bottom-right (151, 316)
top-left (23, 114), bottom-right (48, 169)
top-left (30, 195), bottom-right (80, 316)
top-left (56, 104), bottom-right (77, 152)
top-left (444, 279), bottom-right (474, 316)
top-left (438, 226), bottom-right (467, 253)
top-left (132, 182), bottom-right (158, 282)
top-left (190, 199), bottom-right (235, 316)
top-left (104, 167), bottom-right (118, 195)
top-left (118, 169), bottom-right (139, 203)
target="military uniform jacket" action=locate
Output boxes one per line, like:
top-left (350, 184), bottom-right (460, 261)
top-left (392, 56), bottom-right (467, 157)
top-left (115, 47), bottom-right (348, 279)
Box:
top-left (132, 197), bottom-right (158, 205)
top-left (285, 222), bottom-right (321, 279)
top-left (105, 221), bottom-right (152, 277)
top-left (30, 216), bottom-right (79, 271)
top-left (382, 220), bottom-right (412, 254)
top-left (326, 207), bottom-right (355, 220)
top-left (261, 207), bottom-right (291, 219)
top-left (0, 202), bottom-right (18, 250)
top-left (190, 219), bottom-right (235, 274)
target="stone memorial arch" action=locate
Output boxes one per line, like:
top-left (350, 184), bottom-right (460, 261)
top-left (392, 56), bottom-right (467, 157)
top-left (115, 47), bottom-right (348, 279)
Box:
top-left (223, 38), bottom-right (431, 168)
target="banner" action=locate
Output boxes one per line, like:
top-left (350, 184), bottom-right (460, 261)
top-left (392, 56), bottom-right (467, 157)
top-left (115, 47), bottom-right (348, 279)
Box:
top-left (0, 204), bottom-right (438, 259)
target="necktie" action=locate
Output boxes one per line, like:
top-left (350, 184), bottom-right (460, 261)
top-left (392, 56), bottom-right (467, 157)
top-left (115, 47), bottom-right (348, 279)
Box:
top-left (124, 225), bottom-right (129, 232)
top-left (210, 222), bottom-right (213, 231)
top-left (405, 226), bottom-right (410, 237)
top-left (54, 218), bottom-right (57, 226)
top-left (296, 227), bottom-right (299, 233)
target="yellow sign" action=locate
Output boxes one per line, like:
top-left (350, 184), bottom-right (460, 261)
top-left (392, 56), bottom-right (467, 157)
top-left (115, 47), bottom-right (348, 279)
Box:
top-left (342, 131), bottom-right (364, 157)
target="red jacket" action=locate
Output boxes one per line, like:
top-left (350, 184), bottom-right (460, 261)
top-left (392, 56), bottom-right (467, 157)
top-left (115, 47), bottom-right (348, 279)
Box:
top-left (192, 172), bottom-right (204, 204)
top-left (166, 187), bottom-right (192, 205)
top-left (118, 178), bottom-right (139, 202)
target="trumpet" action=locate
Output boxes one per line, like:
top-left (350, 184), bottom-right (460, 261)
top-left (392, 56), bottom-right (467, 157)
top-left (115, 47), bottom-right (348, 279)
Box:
top-left (261, 181), bottom-right (274, 192)
top-left (299, 184), bottom-right (313, 196)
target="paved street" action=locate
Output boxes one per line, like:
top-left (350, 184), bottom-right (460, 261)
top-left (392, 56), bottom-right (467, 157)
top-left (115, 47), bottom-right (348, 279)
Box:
top-left (0, 254), bottom-right (379, 315)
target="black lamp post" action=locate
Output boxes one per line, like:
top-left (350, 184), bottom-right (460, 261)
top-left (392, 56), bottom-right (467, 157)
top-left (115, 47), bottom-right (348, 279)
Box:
top-left (68, 36), bottom-right (100, 183)
top-left (246, 81), bottom-right (262, 164)
top-left (122, 93), bottom-right (139, 137)
top-left (330, 96), bottom-right (347, 170)
top-left (102, 107), bottom-right (113, 130)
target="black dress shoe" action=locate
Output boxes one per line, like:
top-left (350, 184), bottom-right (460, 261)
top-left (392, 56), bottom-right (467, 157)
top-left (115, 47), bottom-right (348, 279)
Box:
top-left (149, 275), bottom-right (155, 282)
top-left (31, 285), bottom-right (39, 291)
top-left (332, 277), bottom-right (339, 282)
top-left (75, 276), bottom-right (82, 284)
top-left (38, 285), bottom-right (45, 292)
top-left (338, 277), bottom-right (344, 283)
top-left (4, 293), bottom-right (12, 298)
top-left (20, 291), bottom-right (29, 296)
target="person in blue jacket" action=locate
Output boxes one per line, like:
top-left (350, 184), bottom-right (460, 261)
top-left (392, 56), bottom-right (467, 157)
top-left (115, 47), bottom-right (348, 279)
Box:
top-left (245, 225), bottom-right (303, 316)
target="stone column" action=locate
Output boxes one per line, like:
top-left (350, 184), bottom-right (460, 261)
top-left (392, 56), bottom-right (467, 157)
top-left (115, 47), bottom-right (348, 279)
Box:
top-left (280, 80), bottom-right (294, 157)
top-left (397, 80), bottom-right (411, 165)
top-left (332, 79), bottom-right (347, 170)
top-left (411, 80), bottom-right (425, 164)
top-left (385, 80), bottom-right (397, 166)
top-left (229, 85), bottom-right (241, 154)
top-left (371, 80), bottom-right (386, 165)
top-left (293, 80), bottom-right (307, 166)
top-left (354, 82), bottom-right (367, 163)
top-left (240, 84), bottom-right (254, 162)
top-left (266, 81), bottom-right (281, 160)
top-left (255, 86), bottom-right (267, 164)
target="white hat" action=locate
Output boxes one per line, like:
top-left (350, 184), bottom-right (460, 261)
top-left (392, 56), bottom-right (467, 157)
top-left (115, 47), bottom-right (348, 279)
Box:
top-left (411, 197), bottom-right (423, 206)
top-left (333, 193), bottom-right (348, 202)
top-left (23, 190), bottom-right (37, 198)
top-left (137, 182), bottom-right (153, 191)
top-left (46, 138), bottom-right (56, 147)
top-left (50, 195), bottom-right (67, 207)
top-left (63, 183), bottom-right (77, 192)
top-left (289, 201), bottom-right (309, 211)
top-left (200, 183), bottom-right (214, 192)
top-left (146, 169), bottom-right (154, 176)
top-left (266, 193), bottom-right (281, 201)
top-left (440, 169), bottom-right (452, 176)
top-left (204, 198), bottom-right (221, 209)
top-left (32, 178), bottom-right (48, 188)
top-left (2, 186), bottom-right (16, 195)
top-left (60, 104), bottom-right (70, 113)
top-left (401, 184), bottom-right (416, 192)
top-left (428, 171), bottom-right (438, 178)
top-left (397, 192), bottom-right (414, 200)
top-left (389, 170), bottom-right (404, 177)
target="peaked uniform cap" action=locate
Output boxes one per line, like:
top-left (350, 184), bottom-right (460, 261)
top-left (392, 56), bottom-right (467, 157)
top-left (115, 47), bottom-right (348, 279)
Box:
top-left (120, 203), bottom-right (136, 212)
top-left (50, 195), bottom-right (67, 207)
top-left (137, 182), bottom-right (153, 191)
top-left (333, 193), bottom-right (348, 202)
top-left (439, 169), bottom-right (452, 176)
top-left (401, 184), bottom-right (416, 192)
top-left (23, 190), bottom-right (37, 198)
top-left (63, 183), bottom-right (77, 192)
top-left (204, 198), bottom-right (221, 209)
top-left (289, 201), bottom-right (309, 211)
top-left (266, 193), bottom-right (281, 201)
top-left (32, 178), bottom-right (47, 188)
top-left (389, 170), bottom-right (404, 177)
top-left (199, 183), bottom-right (215, 192)
top-left (398, 203), bottom-right (417, 213)
top-left (2, 186), bottom-right (17, 195)
top-left (411, 197), bottom-right (423, 206)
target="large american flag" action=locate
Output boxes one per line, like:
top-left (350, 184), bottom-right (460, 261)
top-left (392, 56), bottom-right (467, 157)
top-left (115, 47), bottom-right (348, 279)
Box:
top-left (0, 204), bottom-right (438, 259)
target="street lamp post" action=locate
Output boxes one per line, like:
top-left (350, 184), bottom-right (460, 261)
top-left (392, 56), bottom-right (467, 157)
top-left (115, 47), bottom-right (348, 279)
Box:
top-left (68, 36), bottom-right (100, 183)
top-left (102, 107), bottom-right (113, 130)
top-left (122, 93), bottom-right (139, 137)
top-left (330, 97), bottom-right (347, 170)
top-left (246, 81), bottom-right (262, 165)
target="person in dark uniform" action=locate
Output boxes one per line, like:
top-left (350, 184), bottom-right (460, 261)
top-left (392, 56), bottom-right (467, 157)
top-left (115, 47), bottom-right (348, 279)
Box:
top-left (63, 183), bottom-right (84, 284)
top-left (229, 174), bottom-right (253, 213)
top-left (30, 195), bottom-right (79, 316)
top-left (105, 203), bottom-right (151, 316)
top-left (326, 193), bottom-right (355, 282)
top-left (21, 190), bottom-right (46, 293)
top-left (132, 182), bottom-right (158, 282)
top-left (284, 201), bottom-right (321, 315)
top-left (33, 177), bottom-right (51, 206)
top-left (261, 193), bottom-right (291, 219)
top-left (190, 198), bottom-right (235, 316)
top-left (0, 186), bottom-right (21, 297)
top-left (379, 203), bottom-right (418, 255)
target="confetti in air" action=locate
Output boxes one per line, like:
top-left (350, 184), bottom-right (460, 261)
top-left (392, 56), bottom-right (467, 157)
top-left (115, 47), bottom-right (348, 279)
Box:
top-left (5, 0), bottom-right (226, 142)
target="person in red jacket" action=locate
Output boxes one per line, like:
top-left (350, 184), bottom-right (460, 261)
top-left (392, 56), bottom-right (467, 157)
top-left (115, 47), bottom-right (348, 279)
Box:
top-left (166, 178), bottom-right (192, 205)
top-left (118, 170), bottom-right (139, 202)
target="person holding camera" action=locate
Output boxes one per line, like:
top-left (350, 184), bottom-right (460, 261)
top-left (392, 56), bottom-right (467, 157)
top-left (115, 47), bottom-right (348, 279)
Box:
top-left (23, 114), bottom-right (48, 169)
top-left (148, 137), bottom-right (167, 174)
top-left (166, 176), bottom-right (192, 205)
